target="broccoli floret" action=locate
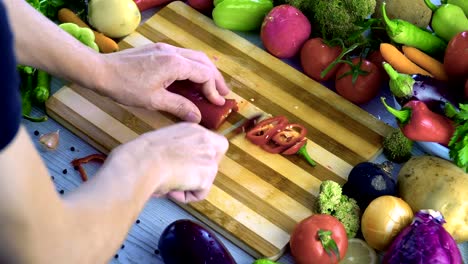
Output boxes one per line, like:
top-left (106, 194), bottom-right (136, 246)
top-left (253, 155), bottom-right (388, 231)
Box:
top-left (383, 128), bottom-right (414, 163)
top-left (311, 0), bottom-right (376, 43)
top-left (317, 180), bottom-right (361, 238)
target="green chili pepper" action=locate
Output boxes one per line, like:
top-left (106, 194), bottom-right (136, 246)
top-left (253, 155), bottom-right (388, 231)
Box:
top-left (442, 0), bottom-right (468, 17)
top-left (212, 0), bottom-right (273, 31)
top-left (17, 65), bottom-right (48, 122)
top-left (425, 0), bottom-right (468, 42)
top-left (33, 70), bottom-right (51, 104)
top-left (59, 23), bottom-right (100, 52)
top-left (381, 2), bottom-right (447, 56)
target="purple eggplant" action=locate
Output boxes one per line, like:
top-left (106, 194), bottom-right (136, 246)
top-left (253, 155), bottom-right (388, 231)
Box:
top-left (158, 219), bottom-right (237, 264)
top-left (383, 62), bottom-right (464, 115)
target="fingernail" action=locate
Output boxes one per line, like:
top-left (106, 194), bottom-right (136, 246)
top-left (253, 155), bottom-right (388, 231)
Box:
top-left (185, 112), bottom-right (200, 123)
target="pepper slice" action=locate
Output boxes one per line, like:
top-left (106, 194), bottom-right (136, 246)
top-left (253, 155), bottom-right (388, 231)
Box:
top-left (261, 123), bottom-right (307, 154)
top-left (246, 116), bottom-right (289, 146)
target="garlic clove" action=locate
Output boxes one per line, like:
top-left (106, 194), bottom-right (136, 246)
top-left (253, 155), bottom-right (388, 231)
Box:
top-left (39, 130), bottom-right (60, 150)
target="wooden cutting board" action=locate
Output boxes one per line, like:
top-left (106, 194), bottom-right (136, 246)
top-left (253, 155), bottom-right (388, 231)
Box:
top-left (46, 1), bottom-right (393, 260)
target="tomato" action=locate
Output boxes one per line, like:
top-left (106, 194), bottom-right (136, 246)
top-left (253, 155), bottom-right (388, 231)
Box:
top-left (300, 38), bottom-right (342, 82)
top-left (367, 50), bottom-right (388, 81)
top-left (290, 214), bottom-right (348, 264)
top-left (444, 31), bottom-right (468, 79)
top-left (335, 58), bottom-right (382, 105)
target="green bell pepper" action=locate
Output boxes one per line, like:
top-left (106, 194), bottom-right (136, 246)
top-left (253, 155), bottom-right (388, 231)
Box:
top-left (425, 0), bottom-right (468, 42)
top-left (212, 0), bottom-right (273, 32)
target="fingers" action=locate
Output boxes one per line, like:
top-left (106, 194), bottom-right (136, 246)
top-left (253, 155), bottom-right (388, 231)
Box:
top-left (151, 90), bottom-right (202, 123)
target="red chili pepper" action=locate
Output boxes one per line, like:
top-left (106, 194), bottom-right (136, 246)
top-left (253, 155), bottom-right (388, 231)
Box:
top-left (261, 123), bottom-right (307, 154)
top-left (246, 116), bottom-right (289, 145)
top-left (71, 153), bottom-right (107, 182)
top-left (381, 97), bottom-right (455, 146)
top-left (133, 0), bottom-right (174, 11)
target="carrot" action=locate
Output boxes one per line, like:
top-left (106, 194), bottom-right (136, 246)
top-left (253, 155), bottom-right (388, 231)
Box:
top-left (57, 8), bottom-right (119, 53)
top-left (380, 43), bottom-right (433, 77)
top-left (402, 45), bottom-right (448, 81)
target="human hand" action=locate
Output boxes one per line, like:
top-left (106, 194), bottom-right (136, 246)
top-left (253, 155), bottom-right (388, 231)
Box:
top-left (94, 43), bottom-right (230, 123)
top-left (103, 122), bottom-right (228, 203)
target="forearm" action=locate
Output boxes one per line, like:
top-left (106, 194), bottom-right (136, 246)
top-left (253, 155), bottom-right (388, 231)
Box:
top-left (3, 0), bottom-right (104, 91)
top-left (0, 127), bottom-right (156, 263)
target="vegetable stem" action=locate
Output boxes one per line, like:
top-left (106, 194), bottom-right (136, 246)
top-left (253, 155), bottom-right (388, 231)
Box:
top-left (381, 2), bottom-right (398, 35)
top-left (383, 62), bottom-right (415, 98)
top-left (424, 0), bottom-right (438, 12)
top-left (297, 144), bottom-right (316, 167)
top-left (320, 42), bottom-right (362, 79)
top-left (317, 229), bottom-right (340, 260)
top-left (381, 97), bottom-right (412, 124)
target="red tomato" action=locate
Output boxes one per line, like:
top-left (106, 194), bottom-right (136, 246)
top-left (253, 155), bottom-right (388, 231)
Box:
top-left (290, 214), bottom-right (348, 264)
top-left (300, 38), bottom-right (342, 81)
top-left (367, 50), bottom-right (388, 81)
top-left (335, 58), bottom-right (382, 105)
top-left (444, 31), bottom-right (468, 79)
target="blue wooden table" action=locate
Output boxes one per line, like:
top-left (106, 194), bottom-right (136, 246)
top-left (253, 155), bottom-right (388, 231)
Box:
top-left (22, 6), bottom-right (467, 264)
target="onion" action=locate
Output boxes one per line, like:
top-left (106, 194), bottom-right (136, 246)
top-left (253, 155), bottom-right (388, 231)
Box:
top-left (361, 195), bottom-right (413, 251)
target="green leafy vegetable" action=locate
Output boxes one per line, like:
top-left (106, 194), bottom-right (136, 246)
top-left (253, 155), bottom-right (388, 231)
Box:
top-left (445, 102), bottom-right (468, 172)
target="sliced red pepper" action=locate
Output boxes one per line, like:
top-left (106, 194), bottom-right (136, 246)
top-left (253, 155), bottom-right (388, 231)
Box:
top-left (261, 123), bottom-right (307, 154)
top-left (71, 153), bottom-right (107, 182)
top-left (282, 137), bottom-right (307, 155)
top-left (245, 116), bottom-right (289, 145)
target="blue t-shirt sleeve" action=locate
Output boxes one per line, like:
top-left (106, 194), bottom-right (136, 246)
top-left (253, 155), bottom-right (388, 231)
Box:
top-left (0, 1), bottom-right (22, 151)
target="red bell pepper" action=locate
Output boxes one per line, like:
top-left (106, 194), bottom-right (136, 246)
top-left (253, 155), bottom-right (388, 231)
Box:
top-left (381, 97), bottom-right (455, 146)
top-left (246, 116), bottom-right (289, 146)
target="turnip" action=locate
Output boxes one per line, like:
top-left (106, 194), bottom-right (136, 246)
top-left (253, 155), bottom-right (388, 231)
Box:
top-left (260, 5), bottom-right (311, 59)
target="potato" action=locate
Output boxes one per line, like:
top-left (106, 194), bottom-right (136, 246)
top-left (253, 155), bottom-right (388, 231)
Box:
top-left (260, 5), bottom-right (311, 59)
top-left (373, 0), bottom-right (432, 28)
top-left (398, 156), bottom-right (468, 242)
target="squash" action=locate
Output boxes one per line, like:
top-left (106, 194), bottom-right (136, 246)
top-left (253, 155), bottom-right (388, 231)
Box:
top-left (398, 156), bottom-right (468, 242)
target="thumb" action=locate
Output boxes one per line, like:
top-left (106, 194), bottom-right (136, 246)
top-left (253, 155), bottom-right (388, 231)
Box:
top-left (152, 90), bottom-right (202, 123)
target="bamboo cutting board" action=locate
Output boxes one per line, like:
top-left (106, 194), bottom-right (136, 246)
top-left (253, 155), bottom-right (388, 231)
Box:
top-left (46, 1), bottom-right (392, 260)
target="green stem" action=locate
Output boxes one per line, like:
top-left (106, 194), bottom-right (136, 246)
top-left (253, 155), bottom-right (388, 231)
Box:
top-left (22, 114), bottom-right (48, 122)
top-left (317, 230), bottom-right (340, 260)
top-left (383, 63), bottom-right (415, 98)
top-left (320, 42), bottom-right (362, 79)
top-left (381, 2), bottom-right (398, 34)
top-left (424, 0), bottom-right (438, 12)
top-left (297, 144), bottom-right (316, 167)
top-left (381, 97), bottom-right (412, 124)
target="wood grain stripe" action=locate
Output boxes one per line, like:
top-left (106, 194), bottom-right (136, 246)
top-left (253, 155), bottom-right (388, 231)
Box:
top-left (180, 200), bottom-right (282, 258)
top-left (132, 15), bottom-right (385, 164)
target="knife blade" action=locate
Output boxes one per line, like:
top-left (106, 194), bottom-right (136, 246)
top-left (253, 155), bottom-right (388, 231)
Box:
top-left (220, 114), bottom-right (263, 136)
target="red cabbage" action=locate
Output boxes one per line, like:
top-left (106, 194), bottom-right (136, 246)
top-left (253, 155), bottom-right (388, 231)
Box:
top-left (383, 210), bottom-right (462, 264)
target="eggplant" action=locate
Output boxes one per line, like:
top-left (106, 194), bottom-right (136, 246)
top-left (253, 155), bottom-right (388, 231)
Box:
top-left (158, 219), bottom-right (237, 264)
top-left (167, 80), bottom-right (238, 130)
top-left (383, 62), bottom-right (463, 115)
top-left (342, 161), bottom-right (397, 210)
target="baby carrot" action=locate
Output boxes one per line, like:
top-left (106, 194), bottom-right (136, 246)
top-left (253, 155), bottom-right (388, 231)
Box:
top-left (402, 45), bottom-right (449, 81)
top-left (380, 43), bottom-right (433, 77)
top-left (57, 8), bottom-right (119, 53)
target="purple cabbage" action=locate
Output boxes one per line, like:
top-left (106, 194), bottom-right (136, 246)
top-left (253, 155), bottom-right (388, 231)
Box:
top-left (383, 210), bottom-right (462, 264)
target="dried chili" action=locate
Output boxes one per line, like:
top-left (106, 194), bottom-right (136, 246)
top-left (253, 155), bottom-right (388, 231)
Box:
top-left (71, 153), bottom-right (107, 182)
